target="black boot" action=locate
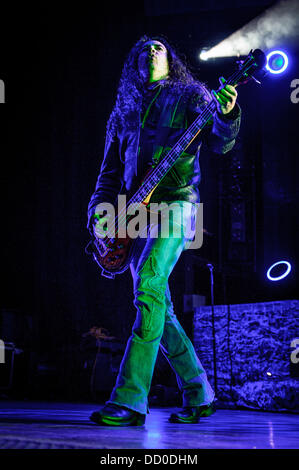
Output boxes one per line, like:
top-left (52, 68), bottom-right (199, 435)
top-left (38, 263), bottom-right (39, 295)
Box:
top-left (90, 403), bottom-right (146, 426)
top-left (169, 403), bottom-right (215, 424)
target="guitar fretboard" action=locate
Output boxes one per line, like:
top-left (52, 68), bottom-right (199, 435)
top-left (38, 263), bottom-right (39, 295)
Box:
top-left (129, 100), bottom-right (216, 206)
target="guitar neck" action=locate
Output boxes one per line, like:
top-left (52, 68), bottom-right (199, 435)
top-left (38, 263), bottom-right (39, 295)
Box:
top-left (129, 99), bottom-right (216, 206)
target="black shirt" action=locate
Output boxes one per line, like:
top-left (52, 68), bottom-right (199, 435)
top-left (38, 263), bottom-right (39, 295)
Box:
top-left (138, 84), bottom-right (163, 180)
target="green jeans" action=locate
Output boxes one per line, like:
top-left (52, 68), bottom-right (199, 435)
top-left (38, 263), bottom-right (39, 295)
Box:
top-left (107, 201), bottom-right (214, 415)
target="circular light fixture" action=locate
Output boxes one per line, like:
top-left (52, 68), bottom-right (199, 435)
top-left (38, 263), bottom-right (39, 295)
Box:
top-left (266, 50), bottom-right (288, 74)
top-left (266, 260), bottom-right (292, 281)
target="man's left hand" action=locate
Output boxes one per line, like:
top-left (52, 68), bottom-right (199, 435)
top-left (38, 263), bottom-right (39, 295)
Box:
top-left (212, 77), bottom-right (237, 115)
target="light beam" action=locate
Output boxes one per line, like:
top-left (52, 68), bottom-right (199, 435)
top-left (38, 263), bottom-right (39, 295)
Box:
top-left (199, 0), bottom-right (299, 60)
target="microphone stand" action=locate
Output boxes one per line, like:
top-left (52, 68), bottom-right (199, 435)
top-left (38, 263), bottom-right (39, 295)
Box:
top-left (207, 263), bottom-right (218, 397)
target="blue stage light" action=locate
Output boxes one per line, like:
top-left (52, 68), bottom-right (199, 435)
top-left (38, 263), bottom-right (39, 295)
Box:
top-left (266, 50), bottom-right (289, 74)
top-left (266, 260), bottom-right (292, 281)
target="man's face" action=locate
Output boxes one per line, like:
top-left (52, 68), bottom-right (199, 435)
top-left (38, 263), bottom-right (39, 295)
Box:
top-left (137, 40), bottom-right (169, 84)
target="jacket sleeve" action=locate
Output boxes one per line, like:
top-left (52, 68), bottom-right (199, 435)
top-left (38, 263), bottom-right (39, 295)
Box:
top-left (205, 104), bottom-right (241, 154)
top-left (87, 130), bottom-right (124, 232)
top-left (188, 92), bottom-right (241, 155)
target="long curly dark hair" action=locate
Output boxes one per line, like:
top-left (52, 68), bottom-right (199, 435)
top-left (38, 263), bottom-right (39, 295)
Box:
top-left (107, 35), bottom-right (211, 135)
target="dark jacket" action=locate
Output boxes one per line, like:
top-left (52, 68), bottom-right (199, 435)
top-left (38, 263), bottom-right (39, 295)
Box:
top-left (87, 85), bottom-right (241, 230)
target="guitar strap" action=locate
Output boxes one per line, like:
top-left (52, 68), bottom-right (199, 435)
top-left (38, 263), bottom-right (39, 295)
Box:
top-left (151, 89), bottom-right (186, 165)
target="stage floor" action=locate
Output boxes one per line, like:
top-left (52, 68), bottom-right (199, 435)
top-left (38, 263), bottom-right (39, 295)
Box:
top-left (0, 401), bottom-right (298, 449)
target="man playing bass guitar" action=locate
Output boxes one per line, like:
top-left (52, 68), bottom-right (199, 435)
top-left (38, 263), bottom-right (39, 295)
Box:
top-left (87, 35), bottom-right (240, 426)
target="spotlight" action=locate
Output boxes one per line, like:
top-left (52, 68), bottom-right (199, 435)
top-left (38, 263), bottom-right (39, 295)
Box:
top-left (266, 50), bottom-right (289, 74)
top-left (197, 0), bottom-right (299, 60)
top-left (266, 260), bottom-right (292, 281)
top-left (199, 49), bottom-right (209, 61)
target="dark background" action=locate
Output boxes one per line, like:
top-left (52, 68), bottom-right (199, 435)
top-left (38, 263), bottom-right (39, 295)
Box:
top-left (0, 1), bottom-right (298, 401)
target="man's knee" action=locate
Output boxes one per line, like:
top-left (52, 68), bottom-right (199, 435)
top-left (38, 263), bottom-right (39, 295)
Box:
top-left (134, 255), bottom-right (168, 302)
top-left (133, 255), bottom-right (168, 336)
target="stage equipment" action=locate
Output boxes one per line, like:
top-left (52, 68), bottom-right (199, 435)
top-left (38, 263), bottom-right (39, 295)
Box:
top-left (193, 299), bottom-right (299, 411)
top-left (81, 328), bottom-right (123, 398)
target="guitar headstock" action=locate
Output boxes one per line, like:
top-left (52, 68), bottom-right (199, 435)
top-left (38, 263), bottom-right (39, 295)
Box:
top-left (231, 49), bottom-right (267, 87)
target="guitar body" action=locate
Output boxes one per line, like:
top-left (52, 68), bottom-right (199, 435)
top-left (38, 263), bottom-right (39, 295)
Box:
top-left (86, 167), bottom-right (158, 279)
top-left (86, 230), bottom-right (136, 279)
